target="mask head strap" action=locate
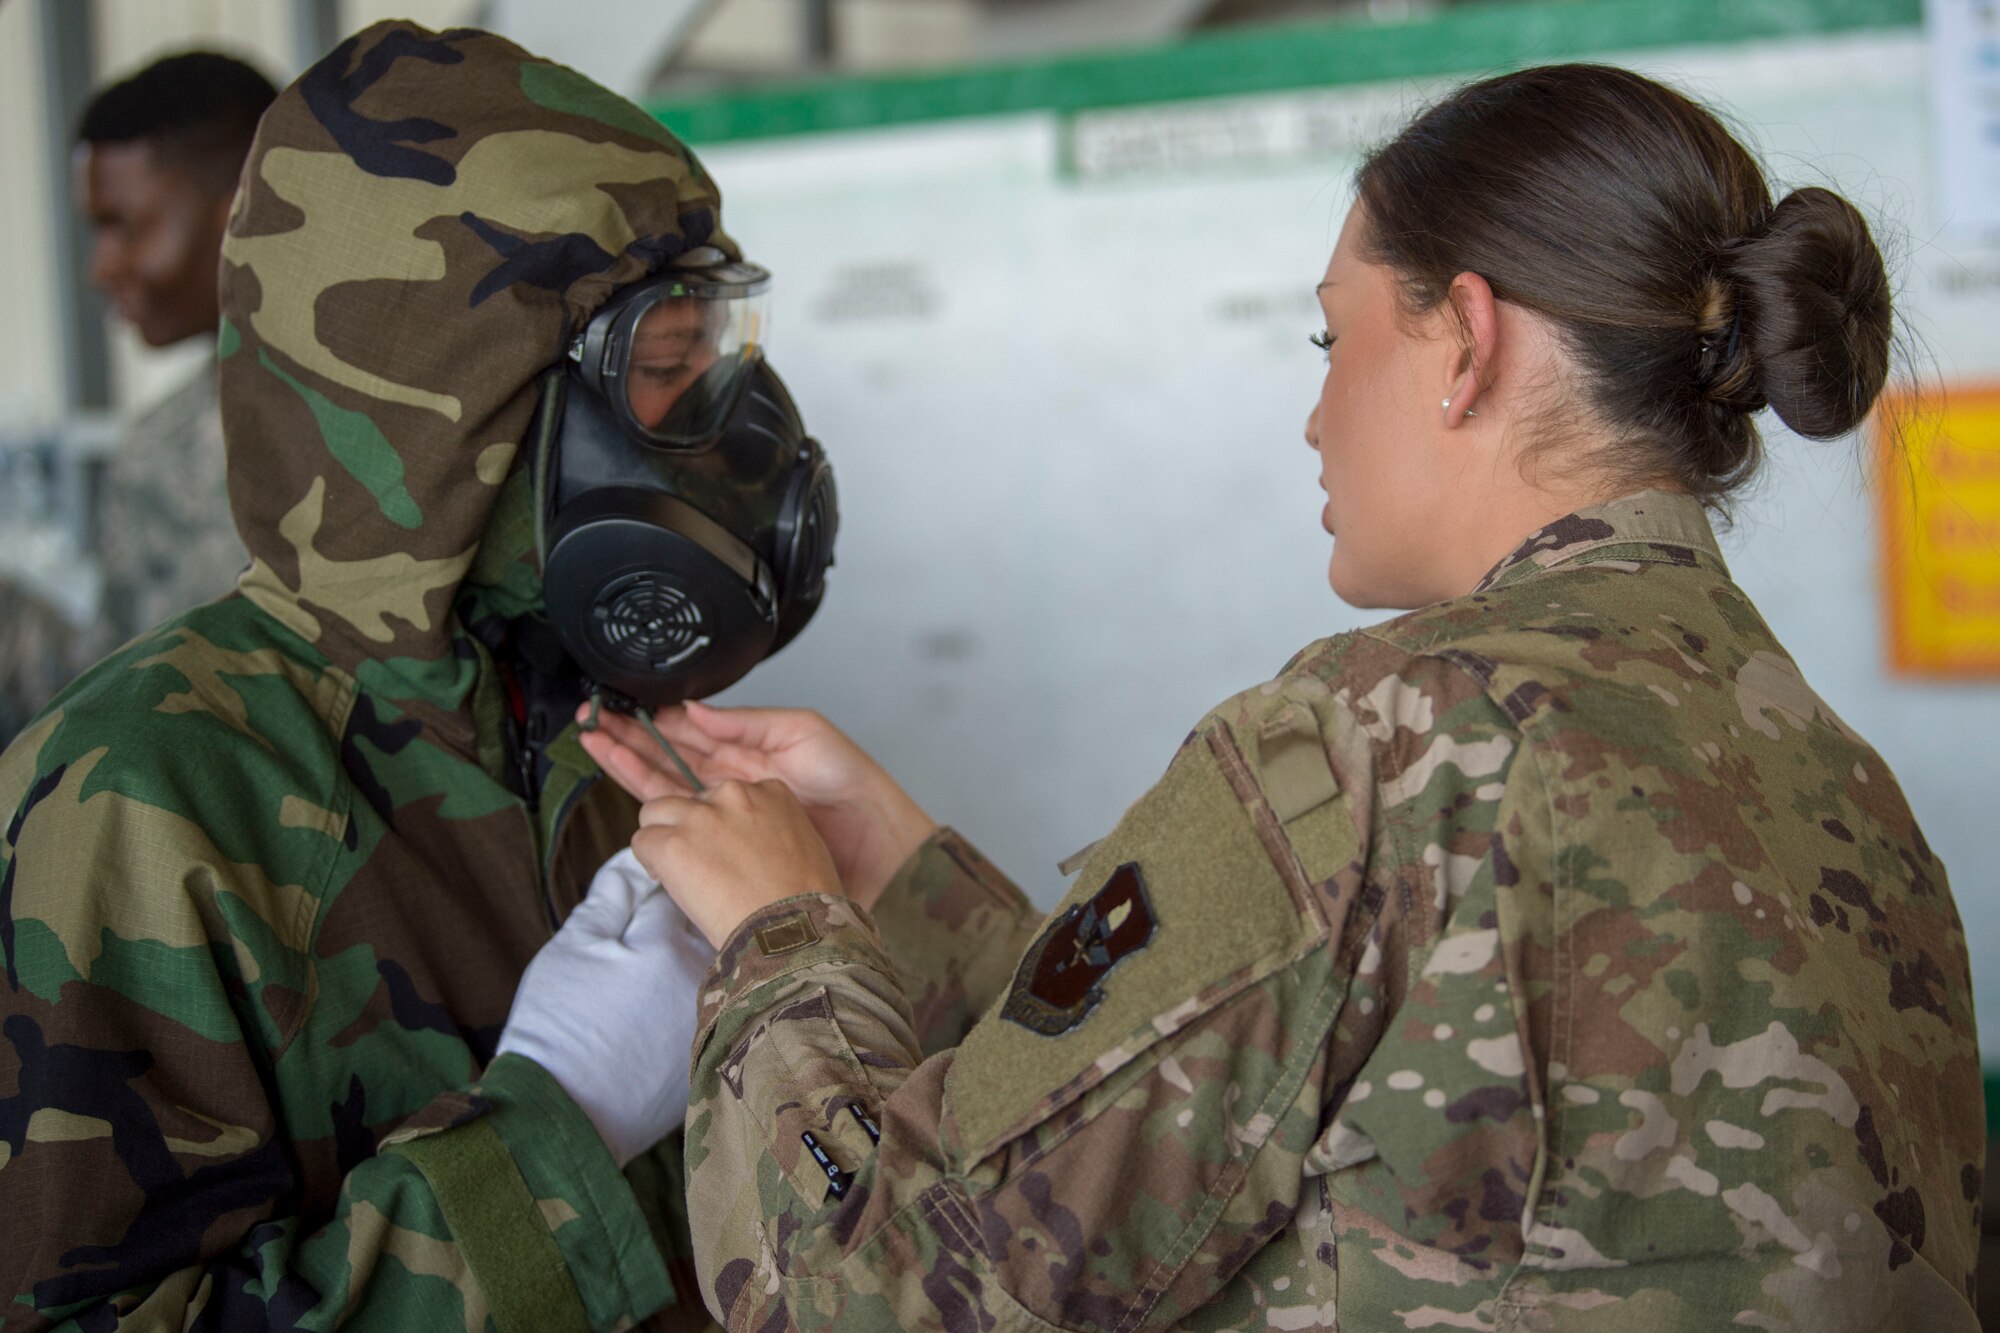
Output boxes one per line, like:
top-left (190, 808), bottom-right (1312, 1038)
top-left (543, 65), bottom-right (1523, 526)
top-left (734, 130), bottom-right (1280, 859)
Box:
top-left (529, 364), bottom-right (566, 570)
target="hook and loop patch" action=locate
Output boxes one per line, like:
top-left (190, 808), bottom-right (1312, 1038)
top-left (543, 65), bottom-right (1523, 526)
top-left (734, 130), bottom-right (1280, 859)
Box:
top-left (754, 912), bottom-right (820, 957)
top-left (1001, 861), bottom-right (1157, 1035)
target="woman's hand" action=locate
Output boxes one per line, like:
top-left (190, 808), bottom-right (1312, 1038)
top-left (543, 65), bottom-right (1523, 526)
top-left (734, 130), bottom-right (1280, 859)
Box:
top-left (577, 702), bottom-right (936, 911)
top-left (631, 779), bottom-right (842, 949)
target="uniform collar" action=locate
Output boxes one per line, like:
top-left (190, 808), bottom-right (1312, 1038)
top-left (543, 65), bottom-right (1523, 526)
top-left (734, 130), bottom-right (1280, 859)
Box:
top-left (1474, 488), bottom-right (1726, 593)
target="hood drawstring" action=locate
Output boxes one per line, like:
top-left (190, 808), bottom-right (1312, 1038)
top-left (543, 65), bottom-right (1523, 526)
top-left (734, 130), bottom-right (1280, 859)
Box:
top-left (581, 687), bottom-right (705, 794)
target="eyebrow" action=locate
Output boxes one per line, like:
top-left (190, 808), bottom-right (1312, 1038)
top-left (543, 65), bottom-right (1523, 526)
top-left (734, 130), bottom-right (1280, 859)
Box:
top-left (1315, 281), bottom-right (1336, 292)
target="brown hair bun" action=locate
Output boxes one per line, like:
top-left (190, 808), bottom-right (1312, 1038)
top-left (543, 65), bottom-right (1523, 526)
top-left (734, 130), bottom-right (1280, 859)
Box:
top-left (1722, 186), bottom-right (1893, 441)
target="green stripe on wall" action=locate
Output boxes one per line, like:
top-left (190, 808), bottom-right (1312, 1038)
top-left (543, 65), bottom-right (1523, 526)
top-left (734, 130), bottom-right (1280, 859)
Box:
top-left (648, 0), bottom-right (1920, 144)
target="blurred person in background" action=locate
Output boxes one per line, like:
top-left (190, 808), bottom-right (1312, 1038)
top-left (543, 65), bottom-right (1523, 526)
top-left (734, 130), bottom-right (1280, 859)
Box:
top-left (583, 64), bottom-right (1984, 1331)
top-left (0, 53), bottom-right (275, 744)
top-left (80, 52), bottom-right (275, 654)
top-left (0, 569), bottom-right (84, 746)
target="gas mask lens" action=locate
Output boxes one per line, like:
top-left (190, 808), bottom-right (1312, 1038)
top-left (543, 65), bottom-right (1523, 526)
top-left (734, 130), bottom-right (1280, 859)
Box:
top-left (573, 260), bottom-right (771, 447)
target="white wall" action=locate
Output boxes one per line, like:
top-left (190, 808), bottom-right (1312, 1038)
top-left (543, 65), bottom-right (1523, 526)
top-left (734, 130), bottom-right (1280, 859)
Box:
top-left (695, 29), bottom-right (2000, 1056)
top-left (0, 2), bottom-right (63, 435)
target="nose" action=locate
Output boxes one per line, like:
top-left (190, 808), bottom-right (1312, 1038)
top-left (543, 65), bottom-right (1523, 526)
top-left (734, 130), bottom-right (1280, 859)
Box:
top-left (1304, 409), bottom-right (1318, 451)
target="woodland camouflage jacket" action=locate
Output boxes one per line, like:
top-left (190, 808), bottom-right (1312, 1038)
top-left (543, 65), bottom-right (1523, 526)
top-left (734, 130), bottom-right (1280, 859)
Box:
top-left (0, 23), bottom-right (1013, 1332)
top-left (685, 490), bottom-right (1984, 1332)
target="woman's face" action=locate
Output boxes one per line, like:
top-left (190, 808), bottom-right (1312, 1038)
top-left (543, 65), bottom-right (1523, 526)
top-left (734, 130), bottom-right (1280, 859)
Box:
top-left (1307, 205), bottom-right (1466, 609)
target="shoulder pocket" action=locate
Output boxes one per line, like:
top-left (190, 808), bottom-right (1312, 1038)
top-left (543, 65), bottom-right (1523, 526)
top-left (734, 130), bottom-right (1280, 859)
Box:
top-left (945, 718), bottom-right (1344, 1163)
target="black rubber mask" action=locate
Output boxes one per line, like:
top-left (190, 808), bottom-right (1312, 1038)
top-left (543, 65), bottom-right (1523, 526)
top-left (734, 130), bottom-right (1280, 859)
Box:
top-left (532, 260), bottom-right (838, 709)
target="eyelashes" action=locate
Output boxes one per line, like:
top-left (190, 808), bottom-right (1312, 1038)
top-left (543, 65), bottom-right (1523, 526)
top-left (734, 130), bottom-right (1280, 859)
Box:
top-left (1309, 330), bottom-right (1333, 353)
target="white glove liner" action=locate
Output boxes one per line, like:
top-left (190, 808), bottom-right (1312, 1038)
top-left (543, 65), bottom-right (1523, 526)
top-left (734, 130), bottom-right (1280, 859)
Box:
top-left (496, 847), bottom-right (716, 1166)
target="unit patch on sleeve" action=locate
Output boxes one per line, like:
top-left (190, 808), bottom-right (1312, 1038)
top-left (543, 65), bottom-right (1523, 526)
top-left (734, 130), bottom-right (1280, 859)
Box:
top-left (1001, 861), bottom-right (1157, 1036)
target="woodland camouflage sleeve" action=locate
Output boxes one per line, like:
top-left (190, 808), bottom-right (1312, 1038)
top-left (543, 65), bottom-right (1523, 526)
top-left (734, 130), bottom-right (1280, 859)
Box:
top-left (0, 765), bottom-right (671, 1332)
top-left (864, 827), bottom-right (1042, 1056)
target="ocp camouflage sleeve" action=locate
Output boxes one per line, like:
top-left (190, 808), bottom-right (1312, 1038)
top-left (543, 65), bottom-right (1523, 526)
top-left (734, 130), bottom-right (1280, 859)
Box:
top-left (95, 360), bottom-right (245, 649)
top-left (0, 582), bottom-right (85, 748)
top-left (865, 827), bottom-right (1040, 1056)
top-left (680, 668), bottom-right (1385, 1332)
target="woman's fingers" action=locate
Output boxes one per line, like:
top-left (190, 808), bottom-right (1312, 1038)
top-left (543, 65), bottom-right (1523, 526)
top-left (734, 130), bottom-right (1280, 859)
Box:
top-left (577, 729), bottom-right (687, 803)
top-left (683, 701), bottom-right (825, 753)
top-left (587, 706), bottom-right (723, 765)
top-left (696, 737), bottom-right (783, 783)
top-left (578, 707), bottom-right (763, 798)
top-left (582, 728), bottom-right (773, 805)
top-left (629, 780), bottom-right (842, 948)
top-left (637, 791), bottom-right (704, 828)
top-left (573, 705), bottom-right (712, 765)
top-left (576, 703), bottom-right (873, 817)
top-left (637, 706), bottom-right (726, 758)
top-left (679, 700), bottom-right (759, 744)
top-left (606, 740), bottom-right (690, 800)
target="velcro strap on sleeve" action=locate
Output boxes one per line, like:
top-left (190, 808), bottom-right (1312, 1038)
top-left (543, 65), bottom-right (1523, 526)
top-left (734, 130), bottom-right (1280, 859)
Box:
top-left (387, 1118), bottom-right (591, 1333)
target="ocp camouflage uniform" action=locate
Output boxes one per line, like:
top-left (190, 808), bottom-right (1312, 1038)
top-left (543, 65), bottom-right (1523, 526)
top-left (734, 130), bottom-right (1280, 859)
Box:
top-left (0, 23), bottom-right (999, 1332)
top-left (96, 356), bottom-right (246, 649)
top-left (686, 490), bottom-right (1984, 1331)
top-left (0, 582), bottom-right (84, 746)
top-left (0, 359), bottom-right (242, 749)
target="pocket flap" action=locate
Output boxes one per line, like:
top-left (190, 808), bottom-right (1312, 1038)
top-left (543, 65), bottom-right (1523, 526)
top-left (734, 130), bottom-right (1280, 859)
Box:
top-left (719, 987), bottom-right (878, 1205)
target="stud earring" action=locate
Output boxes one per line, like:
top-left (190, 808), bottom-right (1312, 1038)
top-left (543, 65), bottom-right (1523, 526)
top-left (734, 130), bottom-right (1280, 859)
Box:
top-left (1443, 398), bottom-right (1478, 419)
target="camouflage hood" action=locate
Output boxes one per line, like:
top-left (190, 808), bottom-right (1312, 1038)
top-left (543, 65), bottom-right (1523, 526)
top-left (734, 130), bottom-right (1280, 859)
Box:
top-left (220, 21), bottom-right (732, 698)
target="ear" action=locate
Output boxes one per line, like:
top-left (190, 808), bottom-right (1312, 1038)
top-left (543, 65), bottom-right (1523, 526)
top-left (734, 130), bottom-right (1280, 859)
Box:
top-left (1440, 270), bottom-right (1498, 428)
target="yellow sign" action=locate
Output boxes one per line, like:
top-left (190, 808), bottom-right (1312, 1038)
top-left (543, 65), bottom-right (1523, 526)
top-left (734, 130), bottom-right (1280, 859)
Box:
top-left (1878, 385), bottom-right (2000, 676)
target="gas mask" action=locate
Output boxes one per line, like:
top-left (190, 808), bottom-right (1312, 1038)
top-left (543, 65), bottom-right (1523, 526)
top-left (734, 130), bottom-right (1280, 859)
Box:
top-left (531, 253), bottom-right (838, 710)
